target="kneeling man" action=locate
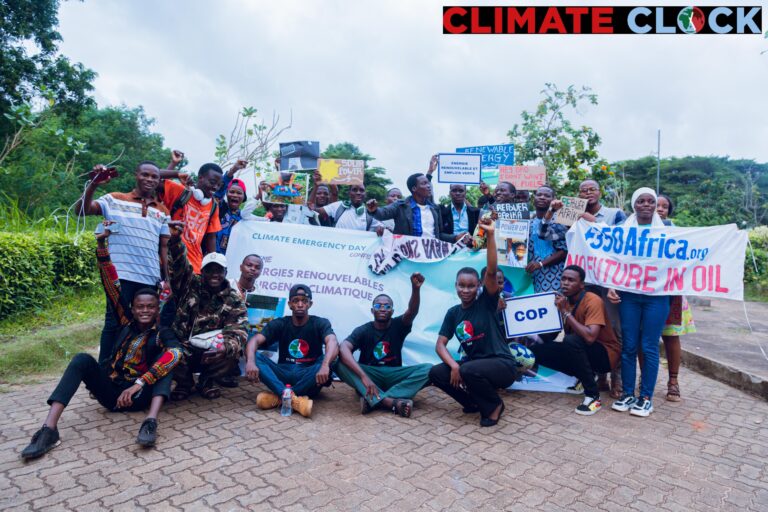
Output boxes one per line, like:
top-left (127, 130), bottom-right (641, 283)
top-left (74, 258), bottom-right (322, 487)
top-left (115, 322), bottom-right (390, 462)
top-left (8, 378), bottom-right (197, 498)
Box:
top-left (530, 265), bottom-right (621, 415)
top-left (335, 273), bottom-right (431, 418)
top-left (245, 285), bottom-right (338, 418)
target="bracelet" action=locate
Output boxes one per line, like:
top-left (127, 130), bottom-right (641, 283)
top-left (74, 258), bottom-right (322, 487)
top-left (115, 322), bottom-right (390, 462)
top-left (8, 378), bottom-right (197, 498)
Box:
top-left (538, 261), bottom-right (544, 269)
top-left (135, 378), bottom-right (145, 388)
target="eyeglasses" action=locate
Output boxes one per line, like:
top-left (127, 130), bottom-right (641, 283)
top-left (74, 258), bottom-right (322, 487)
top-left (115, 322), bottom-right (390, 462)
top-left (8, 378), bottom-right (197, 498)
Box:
top-left (372, 303), bottom-right (393, 311)
top-left (290, 297), bottom-right (310, 304)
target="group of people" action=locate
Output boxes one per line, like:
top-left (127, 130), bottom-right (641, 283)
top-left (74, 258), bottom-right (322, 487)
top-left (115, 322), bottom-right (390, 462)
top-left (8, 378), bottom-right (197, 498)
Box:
top-left (19, 151), bottom-right (694, 461)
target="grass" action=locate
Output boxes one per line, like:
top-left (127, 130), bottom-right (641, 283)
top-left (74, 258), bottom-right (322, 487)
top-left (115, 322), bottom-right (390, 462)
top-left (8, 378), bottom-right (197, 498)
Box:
top-left (745, 284), bottom-right (768, 303)
top-left (0, 286), bottom-right (104, 388)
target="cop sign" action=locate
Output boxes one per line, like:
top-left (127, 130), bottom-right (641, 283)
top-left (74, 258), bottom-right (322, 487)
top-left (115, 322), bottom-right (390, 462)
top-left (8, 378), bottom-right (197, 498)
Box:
top-left (502, 292), bottom-right (562, 337)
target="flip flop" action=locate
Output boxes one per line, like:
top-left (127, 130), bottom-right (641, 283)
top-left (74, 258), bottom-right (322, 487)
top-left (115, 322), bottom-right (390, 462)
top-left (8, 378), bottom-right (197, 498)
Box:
top-left (392, 399), bottom-right (413, 418)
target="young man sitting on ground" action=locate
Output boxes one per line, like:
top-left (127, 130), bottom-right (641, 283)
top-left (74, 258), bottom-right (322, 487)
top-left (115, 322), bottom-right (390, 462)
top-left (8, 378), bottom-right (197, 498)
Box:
top-left (20, 223), bottom-right (182, 459)
top-left (244, 285), bottom-right (339, 418)
top-left (334, 273), bottom-right (432, 418)
top-left (529, 265), bottom-right (621, 415)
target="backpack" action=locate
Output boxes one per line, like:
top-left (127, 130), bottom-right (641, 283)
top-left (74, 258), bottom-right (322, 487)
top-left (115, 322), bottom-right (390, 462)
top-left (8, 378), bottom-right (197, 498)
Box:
top-left (333, 203), bottom-right (373, 230)
top-left (170, 188), bottom-right (218, 227)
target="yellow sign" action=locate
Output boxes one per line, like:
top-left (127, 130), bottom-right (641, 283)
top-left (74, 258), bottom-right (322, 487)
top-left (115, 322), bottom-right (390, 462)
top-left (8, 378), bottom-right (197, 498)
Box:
top-left (317, 159), bottom-right (365, 186)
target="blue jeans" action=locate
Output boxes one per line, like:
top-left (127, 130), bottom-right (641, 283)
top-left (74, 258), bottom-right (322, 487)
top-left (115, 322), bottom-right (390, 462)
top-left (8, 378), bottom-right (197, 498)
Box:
top-left (619, 292), bottom-right (670, 399)
top-left (255, 352), bottom-right (324, 397)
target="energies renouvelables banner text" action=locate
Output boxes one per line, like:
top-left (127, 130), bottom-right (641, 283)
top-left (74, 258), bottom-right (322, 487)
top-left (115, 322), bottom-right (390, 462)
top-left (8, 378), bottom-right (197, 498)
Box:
top-left (565, 220), bottom-right (748, 300)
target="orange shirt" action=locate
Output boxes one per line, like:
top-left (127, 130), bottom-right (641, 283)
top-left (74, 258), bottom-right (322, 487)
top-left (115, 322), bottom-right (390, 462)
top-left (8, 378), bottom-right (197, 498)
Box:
top-left (569, 292), bottom-right (621, 370)
top-left (162, 180), bottom-right (222, 274)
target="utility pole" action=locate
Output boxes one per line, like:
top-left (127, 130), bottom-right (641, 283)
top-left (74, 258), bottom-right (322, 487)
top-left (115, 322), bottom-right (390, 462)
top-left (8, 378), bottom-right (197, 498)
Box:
top-left (656, 129), bottom-right (661, 194)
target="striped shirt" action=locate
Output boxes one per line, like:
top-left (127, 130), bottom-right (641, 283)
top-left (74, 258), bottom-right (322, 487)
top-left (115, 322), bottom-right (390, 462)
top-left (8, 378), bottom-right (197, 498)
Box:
top-left (96, 192), bottom-right (170, 285)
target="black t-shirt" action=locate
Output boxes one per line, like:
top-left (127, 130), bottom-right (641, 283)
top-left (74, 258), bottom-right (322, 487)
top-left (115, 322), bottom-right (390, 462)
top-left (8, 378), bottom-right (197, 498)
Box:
top-left (261, 315), bottom-right (334, 365)
top-left (347, 316), bottom-right (411, 367)
top-left (439, 289), bottom-right (515, 361)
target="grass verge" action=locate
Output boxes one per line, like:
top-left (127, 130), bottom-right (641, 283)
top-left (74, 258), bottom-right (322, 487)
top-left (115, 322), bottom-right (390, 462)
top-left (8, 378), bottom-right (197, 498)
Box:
top-left (0, 286), bottom-right (104, 388)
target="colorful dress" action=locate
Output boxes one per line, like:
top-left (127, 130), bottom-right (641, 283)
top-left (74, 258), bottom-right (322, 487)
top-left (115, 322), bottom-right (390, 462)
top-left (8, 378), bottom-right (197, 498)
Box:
top-left (528, 217), bottom-right (567, 293)
top-left (662, 296), bottom-right (696, 336)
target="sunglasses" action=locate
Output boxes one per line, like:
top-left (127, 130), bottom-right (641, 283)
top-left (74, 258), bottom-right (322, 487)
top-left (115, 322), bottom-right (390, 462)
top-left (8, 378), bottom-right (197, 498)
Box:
top-left (373, 303), bottom-right (393, 311)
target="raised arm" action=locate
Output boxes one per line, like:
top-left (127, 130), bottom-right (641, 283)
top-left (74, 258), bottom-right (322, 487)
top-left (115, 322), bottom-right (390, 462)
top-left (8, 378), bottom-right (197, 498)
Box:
top-left (74, 165), bottom-right (113, 216)
top-left (402, 273), bottom-right (424, 327)
top-left (481, 217), bottom-right (500, 295)
top-left (95, 225), bottom-right (130, 326)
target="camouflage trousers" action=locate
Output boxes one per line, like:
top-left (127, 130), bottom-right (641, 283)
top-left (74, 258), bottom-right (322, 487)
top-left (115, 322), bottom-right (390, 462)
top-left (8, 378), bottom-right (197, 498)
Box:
top-left (173, 346), bottom-right (239, 390)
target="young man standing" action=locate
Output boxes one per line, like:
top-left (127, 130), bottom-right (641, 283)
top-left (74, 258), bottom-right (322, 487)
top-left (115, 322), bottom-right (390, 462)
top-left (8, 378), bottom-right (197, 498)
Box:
top-left (366, 173), bottom-right (454, 242)
top-left (74, 162), bottom-right (170, 362)
top-left (440, 184), bottom-right (480, 238)
top-left (335, 273), bottom-right (432, 418)
top-left (245, 285), bottom-right (339, 418)
top-left (530, 265), bottom-right (621, 415)
top-left (315, 183), bottom-right (377, 231)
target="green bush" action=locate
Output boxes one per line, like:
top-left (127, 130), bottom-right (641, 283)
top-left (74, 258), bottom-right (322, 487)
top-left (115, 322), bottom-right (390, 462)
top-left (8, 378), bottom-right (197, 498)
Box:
top-left (745, 226), bottom-right (768, 299)
top-left (0, 232), bottom-right (96, 319)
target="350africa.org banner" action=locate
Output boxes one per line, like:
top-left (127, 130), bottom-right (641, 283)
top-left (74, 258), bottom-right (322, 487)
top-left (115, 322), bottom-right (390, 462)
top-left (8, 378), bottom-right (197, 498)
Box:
top-left (565, 221), bottom-right (748, 300)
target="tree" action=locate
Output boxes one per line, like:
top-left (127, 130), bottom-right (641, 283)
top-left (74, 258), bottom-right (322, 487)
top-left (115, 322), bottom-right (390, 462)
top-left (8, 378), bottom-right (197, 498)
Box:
top-left (507, 83), bottom-right (619, 200)
top-left (214, 107), bottom-right (291, 172)
top-left (320, 142), bottom-right (392, 202)
top-left (0, 0), bottom-right (95, 138)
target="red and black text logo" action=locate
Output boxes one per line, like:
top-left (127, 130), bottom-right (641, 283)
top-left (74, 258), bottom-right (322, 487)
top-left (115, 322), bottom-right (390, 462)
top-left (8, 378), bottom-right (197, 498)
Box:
top-left (442, 6), bottom-right (763, 34)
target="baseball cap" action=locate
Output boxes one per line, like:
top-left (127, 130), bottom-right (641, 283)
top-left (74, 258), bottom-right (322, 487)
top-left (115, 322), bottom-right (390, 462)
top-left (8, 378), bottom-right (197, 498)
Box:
top-left (201, 252), bottom-right (227, 270)
top-left (289, 284), bottom-right (312, 300)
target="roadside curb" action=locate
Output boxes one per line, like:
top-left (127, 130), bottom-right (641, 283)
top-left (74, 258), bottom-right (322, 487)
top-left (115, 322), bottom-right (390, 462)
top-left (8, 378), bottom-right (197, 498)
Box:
top-left (673, 345), bottom-right (768, 401)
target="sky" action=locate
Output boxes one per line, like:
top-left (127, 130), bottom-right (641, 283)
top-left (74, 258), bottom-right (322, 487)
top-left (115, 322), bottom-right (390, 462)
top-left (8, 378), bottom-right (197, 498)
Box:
top-left (57, 0), bottom-right (768, 195)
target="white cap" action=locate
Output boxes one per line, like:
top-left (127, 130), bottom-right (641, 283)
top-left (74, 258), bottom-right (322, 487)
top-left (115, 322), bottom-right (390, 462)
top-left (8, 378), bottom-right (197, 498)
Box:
top-left (201, 252), bottom-right (227, 270)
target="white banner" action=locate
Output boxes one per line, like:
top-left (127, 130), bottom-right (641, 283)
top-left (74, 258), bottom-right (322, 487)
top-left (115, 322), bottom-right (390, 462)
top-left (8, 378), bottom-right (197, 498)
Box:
top-left (565, 221), bottom-right (747, 300)
top-left (369, 231), bottom-right (467, 275)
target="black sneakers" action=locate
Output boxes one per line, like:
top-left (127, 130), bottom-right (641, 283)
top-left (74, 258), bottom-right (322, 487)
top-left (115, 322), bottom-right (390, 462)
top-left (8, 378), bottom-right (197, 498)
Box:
top-left (136, 418), bottom-right (158, 447)
top-left (21, 425), bottom-right (60, 460)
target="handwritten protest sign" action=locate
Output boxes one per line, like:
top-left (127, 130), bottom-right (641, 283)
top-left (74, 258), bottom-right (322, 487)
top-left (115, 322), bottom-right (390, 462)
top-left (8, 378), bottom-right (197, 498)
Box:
top-left (437, 153), bottom-right (482, 184)
top-left (456, 144), bottom-right (514, 185)
top-left (279, 141), bottom-right (320, 170)
top-left (498, 165), bottom-right (547, 190)
top-left (502, 292), bottom-right (562, 337)
top-left (317, 159), bottom-right (365, 186)
top-left (497, 220), bottom-right (529, 268)
top-left (565, 222), bottom-right (748, 300)
top-left (369, 231), bottom-right (468, 275)
top-left (555, 196), bottom-right (588, 226)
top-left (494, 202), bottom-right (530, 220)
top-left (261, 170), bottom-right (309, 205)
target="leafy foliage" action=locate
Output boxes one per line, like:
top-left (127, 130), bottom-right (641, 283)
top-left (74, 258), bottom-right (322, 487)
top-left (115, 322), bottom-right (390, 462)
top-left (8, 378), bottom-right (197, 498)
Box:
top-left (745, 226), bottom-right (768, 300)
top-left (321, 142), bottom-right (392, 202)
top-left (507, 83), bottom-right (625, 203)
top-left (0, 0), bottom-right (95, 138)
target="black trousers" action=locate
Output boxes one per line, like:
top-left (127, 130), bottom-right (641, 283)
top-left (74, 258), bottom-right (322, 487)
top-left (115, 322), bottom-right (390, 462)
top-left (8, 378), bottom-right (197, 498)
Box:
top-left (530, 334), bottom-right (611, 397)
top-left (429, 358), bottom-right (517, 418)
top-left (48, 353), bottom-right (172, 410)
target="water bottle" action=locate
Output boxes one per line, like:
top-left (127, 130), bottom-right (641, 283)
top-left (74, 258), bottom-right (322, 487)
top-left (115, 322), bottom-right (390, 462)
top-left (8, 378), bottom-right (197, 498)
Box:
top-left (211, 333), bottom-right (224, 351)
top-left (281, 385), bottom-right (292, 417)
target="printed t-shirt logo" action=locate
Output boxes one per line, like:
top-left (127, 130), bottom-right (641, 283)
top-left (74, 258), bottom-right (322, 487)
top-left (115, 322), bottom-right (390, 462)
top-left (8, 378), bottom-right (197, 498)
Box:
top-left (288, 339), bottom-right (310, 359)
top-left (455, 321), bottom-right (474, 342)
top-left (373, 341), bottom-right (390, 360)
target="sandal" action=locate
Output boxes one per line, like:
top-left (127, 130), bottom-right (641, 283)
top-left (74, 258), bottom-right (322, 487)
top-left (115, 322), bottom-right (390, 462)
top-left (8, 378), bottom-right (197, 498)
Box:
top-left (666, 381), bottom-right (681, 402)
top-left (392, 399), bottom-right (413, 418)
top-left (170, 387), bottom-right (191, 402)
top-left (609, 376), bottom-right (623, 400)
top-left (198, 382), bottom-right (221, 400)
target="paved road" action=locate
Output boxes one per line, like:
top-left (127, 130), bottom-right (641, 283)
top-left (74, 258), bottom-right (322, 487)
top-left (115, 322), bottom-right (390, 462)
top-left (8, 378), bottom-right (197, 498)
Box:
top-left (1, 367), bottom-right (767, 511)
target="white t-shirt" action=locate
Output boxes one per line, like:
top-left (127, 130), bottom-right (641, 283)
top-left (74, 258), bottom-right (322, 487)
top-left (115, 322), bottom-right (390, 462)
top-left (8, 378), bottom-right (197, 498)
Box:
top-left (418, 204), bottom-right (435, 238)
top-left (324, 201), bottom-right (373, 231)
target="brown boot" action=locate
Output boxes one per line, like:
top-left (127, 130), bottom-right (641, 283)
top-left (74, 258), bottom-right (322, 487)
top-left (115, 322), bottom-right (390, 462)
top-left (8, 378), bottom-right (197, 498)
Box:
top-left (291, 395), bottom-right (313, 418)
top-left (256, 392), bottom-right (280, 410)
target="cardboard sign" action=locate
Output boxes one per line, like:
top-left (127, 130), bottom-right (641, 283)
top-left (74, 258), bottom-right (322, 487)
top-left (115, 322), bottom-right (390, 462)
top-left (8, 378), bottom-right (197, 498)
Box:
top-left (279, 141), bottom-right (320, 170)
top-left (502, 292), bottom-right (562, 337)
top-left (317, 159), bottom-right (365, 186)
top-left (497, 219), bottom-right (529, 268)
top-left (456, 144), bottom-right (514, 185)
top-left (498, 165), bottom-right (547, 191)
top-left (261, 170), bottom-right (309, 205)
top-left (494, 202), bottom-right (530, 220)
top-left (556, 196), bottom-right (588, 226)
top-left (437, 153), bottom-right (482, 184)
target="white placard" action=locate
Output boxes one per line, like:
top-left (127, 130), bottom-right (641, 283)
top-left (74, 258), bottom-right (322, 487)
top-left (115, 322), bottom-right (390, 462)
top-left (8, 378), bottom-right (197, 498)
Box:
top-left (437, 153), bottom-right (482, 184)
top-left (502, 292), bottom-right (562, 337)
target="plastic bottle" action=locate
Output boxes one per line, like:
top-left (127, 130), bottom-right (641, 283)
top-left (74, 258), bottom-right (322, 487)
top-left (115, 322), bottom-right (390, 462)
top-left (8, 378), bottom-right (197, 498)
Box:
top-left (281, 385), bottom-right (292, 417)
top-left (211, 333), bottom-right (224, 351)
